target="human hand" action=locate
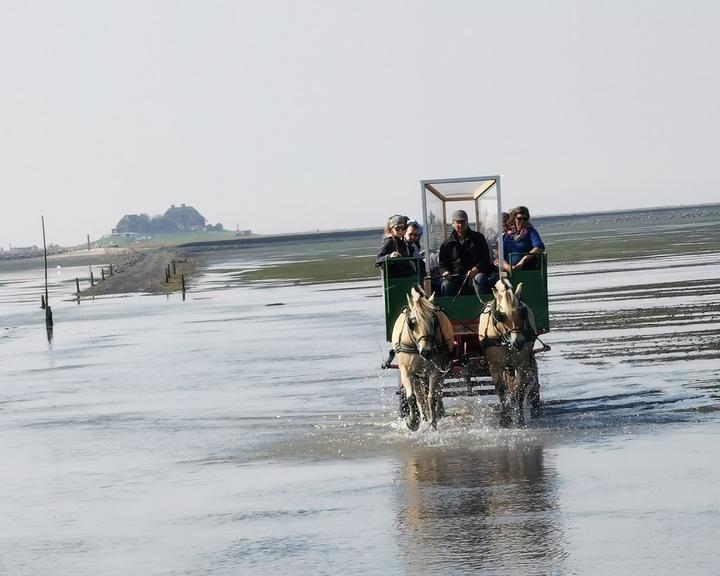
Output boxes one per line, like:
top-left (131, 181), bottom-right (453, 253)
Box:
top-left (466, 267), bottom-right (478, 279)
top-left (390, 251), bottom-right (401, 258)
top-left (442, 271), bottom-right (450, 279)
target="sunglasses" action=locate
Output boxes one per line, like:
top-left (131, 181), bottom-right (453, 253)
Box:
top-left (516, 216), bottom-right (529, 221)
top-left (394, 225), bottom-right (407, 231)
top-left (407, 233), bottom-right (420, 238)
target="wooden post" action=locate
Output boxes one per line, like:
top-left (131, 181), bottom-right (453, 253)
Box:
top-left (90, 269), bottom-right (94, 286)
top-left (101, 268), bottom-right (105, 281)
top-left (181, 274), bottom-right (185, 292)
top-left (42, 216), bottom-right (53, 328)
top-left (165, 268), bottom-right (169, 283)
top-left (109, 264), bottom-right (113, 276)
top-left (87, 234), bottom-right (90, 251)
top-left (75, 278), bottom-right (80, 293)
top-left (41, 294), bottom-right (46, 309)
top-left (172, 259), bottom-right (176, 275)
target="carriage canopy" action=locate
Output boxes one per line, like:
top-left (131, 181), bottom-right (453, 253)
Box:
top-left (421, 175), bottom-right (505, 274)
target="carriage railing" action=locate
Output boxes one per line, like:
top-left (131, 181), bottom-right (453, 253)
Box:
top-left (506, 252), bottom-right (549, 334)
top-left (381, 258), bottom-right (425, 341)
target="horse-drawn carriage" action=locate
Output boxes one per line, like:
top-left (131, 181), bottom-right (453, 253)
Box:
top-left (381, 176), bottom-right (550, 429)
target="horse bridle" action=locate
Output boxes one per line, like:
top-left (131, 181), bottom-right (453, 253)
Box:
top-left (484, 301), bottom-right (534, 348)
top-left (396, 307), bottom-right (446, 353)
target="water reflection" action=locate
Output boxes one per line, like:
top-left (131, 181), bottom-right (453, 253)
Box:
top-left (394, 445), bottom-right (567, 575)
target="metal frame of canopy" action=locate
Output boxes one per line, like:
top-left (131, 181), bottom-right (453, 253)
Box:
top-left (419, 175), bottom-right (505, 277)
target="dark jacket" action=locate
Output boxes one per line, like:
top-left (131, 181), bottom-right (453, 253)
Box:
top-left (439, 228), bottom-right (493, 277)
top-left (374, 236), bottom-right (422, 277)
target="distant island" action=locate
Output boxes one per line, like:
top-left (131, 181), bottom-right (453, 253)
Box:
top-left (97, 204), bottom-right (252, 248)
top-left (113, 204), bottom-right (224, 235)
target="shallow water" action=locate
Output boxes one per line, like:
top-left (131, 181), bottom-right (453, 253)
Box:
top-left (2, 219), bottom-right (720, 575)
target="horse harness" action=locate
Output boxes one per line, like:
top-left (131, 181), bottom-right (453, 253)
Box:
top-left (394, 307), bottom-right (436, 353)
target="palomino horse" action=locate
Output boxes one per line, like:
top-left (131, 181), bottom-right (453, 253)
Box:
top-left (479, 278), bottom-right (538, 426)
top-left (391, 285), bottom-right (455, 430)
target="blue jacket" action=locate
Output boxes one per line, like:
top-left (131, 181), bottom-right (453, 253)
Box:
top-left (503, 226), bottom-right (545, 266)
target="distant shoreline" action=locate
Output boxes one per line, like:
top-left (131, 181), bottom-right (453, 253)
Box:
top-left (3, 203), bottom-right (719, 295)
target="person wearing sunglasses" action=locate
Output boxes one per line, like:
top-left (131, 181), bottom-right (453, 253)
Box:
top-left (374, 214), bottom-right (418, 277)
top-left (501, 206), bottom-right (545, 271)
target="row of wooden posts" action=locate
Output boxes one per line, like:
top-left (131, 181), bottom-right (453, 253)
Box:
top-left (68, 260), bottom-right (186, 295)
top-left (74, 264), bottom-right (114, 293)
top-left (165, 260), bottom-right (187, 295)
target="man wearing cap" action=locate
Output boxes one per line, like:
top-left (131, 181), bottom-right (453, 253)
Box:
top-left (438, 209), bottom-right (495, 298)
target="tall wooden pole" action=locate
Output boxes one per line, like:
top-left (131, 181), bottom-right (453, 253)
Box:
top-left (41, 216), bottom-right (53, 328)
top-left (42, 216), bottom-right (49, 306)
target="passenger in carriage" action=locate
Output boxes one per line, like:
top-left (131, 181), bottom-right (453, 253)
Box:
top-left (404, 220), bottom-right (423, 258)
top-left (500, 205), bottom-right (545, 271)
top-left (405, 219), bottom-right (426, 277)
top-left (438, 210), bottom-right (495, 298)
top-left (374, 215), bottom-right (419, 277)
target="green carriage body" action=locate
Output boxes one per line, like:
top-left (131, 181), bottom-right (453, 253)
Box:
top-left (382, 254), bottom-right (548, 342)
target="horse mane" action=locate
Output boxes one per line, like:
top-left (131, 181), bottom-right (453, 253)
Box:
top-left (408, 284), bottom-right (438, 325)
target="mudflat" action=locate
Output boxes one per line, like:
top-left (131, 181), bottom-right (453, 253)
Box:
top-left (80, 248), bottom-right (199, 296)
top-left (0, 247), bottom-right (200, 296)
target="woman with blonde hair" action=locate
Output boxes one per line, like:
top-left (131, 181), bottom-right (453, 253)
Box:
top-left (374, 214), bottom-right (416, 277)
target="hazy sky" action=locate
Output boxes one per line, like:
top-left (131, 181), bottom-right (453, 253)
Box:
top-left (2, 0), bottom-right (719, 247)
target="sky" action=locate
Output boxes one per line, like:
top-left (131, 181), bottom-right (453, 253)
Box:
top-left (2, 0), bottom-right (719, 248)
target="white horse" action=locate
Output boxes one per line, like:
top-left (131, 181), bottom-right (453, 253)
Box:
top-left (479, 278), bottom-right (538, 426)
top-left (391, 285), bottom-right (455, 430)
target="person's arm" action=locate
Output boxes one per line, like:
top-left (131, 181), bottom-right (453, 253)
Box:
top-left (514, 228), bottom-right (544, 269)
top-left (438, 242), bottom-right (451, 277)
top-left (374, 237), bottom-right (396, 267)
top-left (469, 234), bottom-right (492, 276)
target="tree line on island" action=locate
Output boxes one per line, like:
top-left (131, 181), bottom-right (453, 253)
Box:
top-left (113, 204), bottom-right (224, 234)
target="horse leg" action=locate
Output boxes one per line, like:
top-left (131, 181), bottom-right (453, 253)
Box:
top-left (426, 370), bottom-right (444, 430)
top-left (397, 373), bottom-right (408, 418)
top-left (514, 348), bottom-right (537, 426)
top-left (399, 360), bottom-right (421, 431)
top-left (413, 372), bottom-right (430, 424)
top-left (486, 350), bottom-right (511, 427)
top-left (504, 365), bottom-right (524, 426)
